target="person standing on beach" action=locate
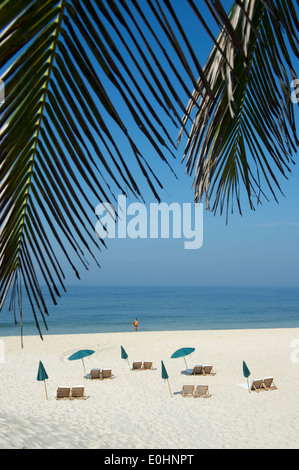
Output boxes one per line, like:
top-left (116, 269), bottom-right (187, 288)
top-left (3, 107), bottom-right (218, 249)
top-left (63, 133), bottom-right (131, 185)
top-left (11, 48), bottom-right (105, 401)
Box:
top-left (133, 318), bottom-right (139, 332)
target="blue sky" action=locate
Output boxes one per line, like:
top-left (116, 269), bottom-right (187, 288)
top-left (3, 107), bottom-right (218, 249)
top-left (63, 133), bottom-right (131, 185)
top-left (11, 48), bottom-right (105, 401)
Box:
top-left (63, 149), bottom-right (299, 287)
top-left (51, 1), bottom-right (298, 289)
top-left (6, 1), bottom-right (296, 291)
top-left (51, 0), bottom-right (299, 288)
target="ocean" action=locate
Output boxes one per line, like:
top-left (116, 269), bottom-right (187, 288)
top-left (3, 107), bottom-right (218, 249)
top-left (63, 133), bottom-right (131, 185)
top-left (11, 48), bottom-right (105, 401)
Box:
top-left (0, 286), bottom-right (299, 337)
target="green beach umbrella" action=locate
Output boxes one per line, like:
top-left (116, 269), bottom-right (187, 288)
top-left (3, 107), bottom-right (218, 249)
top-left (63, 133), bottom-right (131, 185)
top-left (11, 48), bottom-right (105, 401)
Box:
top-left (243, 361), bottom-right (251, 393)
top-left (121, 346), bottom-right (130, 368)
top-left (36, 361), bottom-right (48, 400)
top-left (68, 349), bottom-right (95, 377)
top-left (161, 361), bottom-right (172, 397)
top-left (171, 347), bottom-right (195, 375)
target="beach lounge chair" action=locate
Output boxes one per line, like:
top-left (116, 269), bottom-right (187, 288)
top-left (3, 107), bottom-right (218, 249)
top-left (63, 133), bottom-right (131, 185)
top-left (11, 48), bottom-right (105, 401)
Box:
top-left (250, 379), bottom-right (264, 392)
top-left (56, 386), bottom-right (71, 400)
top-left (143, 361), bottom-right (153, 370)
top-left (101, 369), bottom-right (112, 380)
top-left (131, 362), bottom-right (143, 370)
top-left (71, 386), bottom-right (85, 399)
top-left (202, 365), bottom-right (215, 375)
top-left (192, 365), bottom-right (203, 375)
top-left (181, 385), bottom-right (195, 397)
top-left (262, 377), bottom-right (277, 391)
top-left (194, 385), bottom-right (210, 398)
top-left (89, 369), bottom-right (101, 380)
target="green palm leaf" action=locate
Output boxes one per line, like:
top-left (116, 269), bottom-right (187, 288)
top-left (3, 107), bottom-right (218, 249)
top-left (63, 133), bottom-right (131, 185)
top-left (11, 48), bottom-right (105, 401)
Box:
top-left (1, 0), bottom-right (298, 342)
top-left (0, 0), bottom-right (216, 341)
top-left (180, 0), bottom-right (298, 219)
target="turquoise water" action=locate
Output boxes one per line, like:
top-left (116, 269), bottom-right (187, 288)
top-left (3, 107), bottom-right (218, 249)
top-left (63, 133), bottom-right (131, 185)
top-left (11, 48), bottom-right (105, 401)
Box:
top-left (0, 286), bottom-right (299, 337)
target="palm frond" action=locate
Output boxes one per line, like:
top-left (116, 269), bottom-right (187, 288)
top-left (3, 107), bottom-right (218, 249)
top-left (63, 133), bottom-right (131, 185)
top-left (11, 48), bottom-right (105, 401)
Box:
top-left (0, 0), bottom-right (219, 340)
top-left (179, 0), bottom-right (299, 218)
top-left (1, 0), bottom-right (298, 341)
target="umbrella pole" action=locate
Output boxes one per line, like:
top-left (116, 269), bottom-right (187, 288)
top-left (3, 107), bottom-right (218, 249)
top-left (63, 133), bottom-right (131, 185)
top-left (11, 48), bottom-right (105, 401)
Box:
top-left (247, 378), bottom-right (250, 393)
top-left (167, 379), bottom-right (172, 398)
top-left (44, 381), bottom-right (48, 400)
top-left (127, 358), bottom-right (130, 369)
top-left (82, 358), bottom-right (86, 378)
top-left (184, 357), bottom-right (189, 375)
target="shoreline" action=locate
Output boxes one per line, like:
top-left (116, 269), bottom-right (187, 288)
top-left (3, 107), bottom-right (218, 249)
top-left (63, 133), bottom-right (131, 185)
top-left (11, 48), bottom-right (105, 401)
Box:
top-left (2, 323), bottom-right (299, 340)
top-left (1, 285), bottom-right (298, 338)
top-left (1, 327), bottom-right (298, 449)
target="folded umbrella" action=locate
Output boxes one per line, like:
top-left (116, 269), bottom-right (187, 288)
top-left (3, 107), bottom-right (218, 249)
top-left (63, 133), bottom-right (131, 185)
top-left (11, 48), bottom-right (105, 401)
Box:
top-left (36, 361), bottom-right (48, 400)
top-left (161, 360), bottom-right (172, 397)
top-left (243, 360), bottom-right (251, 393)
top-left (121, 346), bottom-right (130, 368)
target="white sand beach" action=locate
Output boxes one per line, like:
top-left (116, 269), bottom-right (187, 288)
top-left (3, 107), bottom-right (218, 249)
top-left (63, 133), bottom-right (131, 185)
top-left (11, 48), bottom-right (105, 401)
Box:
top-left (0, 328), bottom-right (298, 449)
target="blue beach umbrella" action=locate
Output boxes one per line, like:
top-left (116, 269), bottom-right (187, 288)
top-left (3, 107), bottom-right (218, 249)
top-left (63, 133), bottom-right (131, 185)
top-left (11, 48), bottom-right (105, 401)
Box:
top-left (36, 361), bottom-right (48, 400)
top-left (161, 360), bottom-right (172, 397)
top-left (171, 347), bottom-right (195, 375)
top-left (68, 349), bottom-right (95, 377)
top-left (121, 346), bottom-right (130, 368)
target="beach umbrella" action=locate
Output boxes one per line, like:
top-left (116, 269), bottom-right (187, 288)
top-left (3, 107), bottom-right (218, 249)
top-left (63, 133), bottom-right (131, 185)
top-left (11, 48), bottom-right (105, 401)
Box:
top-left (36, 361), bottom-right (48, 400)
top-left (171, 347), bottom-right (195, 375)
top-left (243, 361), bottom-right (251, 393)
top-left (121, 346), bottom-right (130, 368)
top-left (68, 349), bottom-right (95, 377)
top-left (161, 361), bottom-right (172, 398)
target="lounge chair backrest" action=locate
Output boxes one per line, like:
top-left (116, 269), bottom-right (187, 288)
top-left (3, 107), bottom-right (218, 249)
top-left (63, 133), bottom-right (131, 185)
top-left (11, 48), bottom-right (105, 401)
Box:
top-left (262, 377), bottom-right (273, 386)
top-left (262, 377), bottom-right (277, 390)
top-left (251, 379), bottom-right (263, 391)
top-left (182, 385), bottom-right (194, 396)
top-left (132, 362), bottom-right (142, 370)
top-left (143, 362), bottom-right (153, 370)
top-left (56, 387), bottom-right (70, 399)
top-left (71, 386), bottom-right (84, 398)
top-left (192, 366), bottom-right (203, 375)
top-left (101, 369), bottom-right (112, 379)
top-left (203, 365), bottom-right (213, 374)
top-left (195, 385), bottom-right (210, 397)
top-left (90, 369), bottom-right (101, 379)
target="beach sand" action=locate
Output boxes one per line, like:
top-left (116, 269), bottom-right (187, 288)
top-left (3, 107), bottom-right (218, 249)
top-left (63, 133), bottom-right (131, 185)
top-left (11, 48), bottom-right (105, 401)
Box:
top-left (0, 328), bottom-right (298, 449)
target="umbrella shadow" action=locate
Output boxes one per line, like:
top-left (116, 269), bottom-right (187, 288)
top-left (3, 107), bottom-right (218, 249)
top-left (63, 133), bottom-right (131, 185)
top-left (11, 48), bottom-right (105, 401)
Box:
top-left (173, 389), bottom-right (213, 398)
top-left (180, 369), bottom-right (194, 376)
top-left (180, 369), bottom-right (217, 376)
top-left (85, 374), bottom-right (116, 380)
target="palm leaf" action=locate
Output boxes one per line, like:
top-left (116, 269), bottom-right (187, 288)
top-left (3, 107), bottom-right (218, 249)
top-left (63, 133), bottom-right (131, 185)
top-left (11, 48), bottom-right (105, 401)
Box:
top-left (1, 0), bottom-right (220, 340)
top-left (1, 0), bottom-right (298, 341)
top-left (179, 0), bottom-right (299, 218)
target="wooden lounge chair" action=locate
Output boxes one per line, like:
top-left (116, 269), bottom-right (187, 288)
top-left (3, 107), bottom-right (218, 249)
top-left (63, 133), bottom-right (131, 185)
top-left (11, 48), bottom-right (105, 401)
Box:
top-left (192, 365), bottom-right (203, 375)
top-left (131, 362), bottom-right (142, 370)
top-left (101, 369), bottom-right (112, 380)
top-left (71, 386), bottom-right (85, 399)
top-left (89, 369), bottom-right (101, 380)
top-left (262, 377), bottom-right (277, 391)
top-left (194, 385), bottom-right (210, 398)
top-left (56, 386), bottom-right (71, 400)
top-left (181, 385), bottom-right (195, 397)
top-left (250, 379), bottom-right (264, 392)
top-left (202, 365), bottom-right (215, 375)
top-left (143, 361), bottom-right (153, 370)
